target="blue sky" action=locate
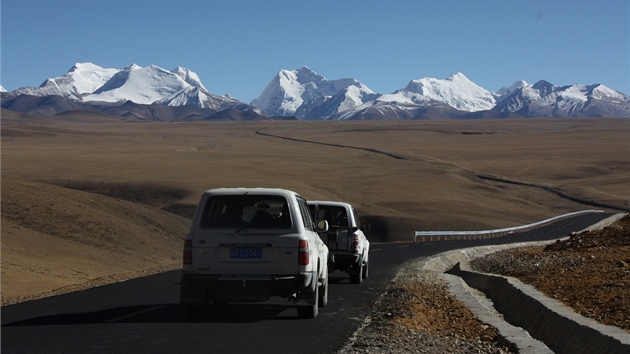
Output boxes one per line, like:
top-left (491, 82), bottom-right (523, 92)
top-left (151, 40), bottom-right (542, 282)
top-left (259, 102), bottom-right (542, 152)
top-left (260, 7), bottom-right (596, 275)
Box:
top-left (2, 0), bottom-right (628, 102)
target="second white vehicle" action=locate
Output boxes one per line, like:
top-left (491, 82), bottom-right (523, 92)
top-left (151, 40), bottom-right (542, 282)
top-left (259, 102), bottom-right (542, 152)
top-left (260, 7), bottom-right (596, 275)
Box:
top-left (308, 201), bottom-right (370, 284)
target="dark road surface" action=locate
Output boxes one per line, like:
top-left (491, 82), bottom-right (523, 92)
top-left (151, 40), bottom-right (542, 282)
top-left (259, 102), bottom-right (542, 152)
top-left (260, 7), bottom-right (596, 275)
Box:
top-left (1, 212), bottom-right (614, 354)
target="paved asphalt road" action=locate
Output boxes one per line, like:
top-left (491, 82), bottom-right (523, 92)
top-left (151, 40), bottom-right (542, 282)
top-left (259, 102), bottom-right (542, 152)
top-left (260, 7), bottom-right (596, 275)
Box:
top-left (1, 212), bottom-right (614, 354)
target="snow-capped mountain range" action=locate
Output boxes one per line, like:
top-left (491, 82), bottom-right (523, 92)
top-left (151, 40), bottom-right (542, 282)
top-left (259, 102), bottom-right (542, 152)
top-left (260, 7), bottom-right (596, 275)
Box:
top-left (2, 63), bottom-right (629, 120)
top-left (7, 63), bottom-right (242, 111)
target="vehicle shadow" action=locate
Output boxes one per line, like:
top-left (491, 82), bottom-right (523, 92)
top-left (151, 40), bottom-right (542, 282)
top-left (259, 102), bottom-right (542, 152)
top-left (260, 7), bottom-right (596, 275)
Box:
top-left (188, 303), bottom-right (302, 323)
top-left (2, 303), bottom-right (304, 326)
top-left (329, 276), bottom-right (352, 284)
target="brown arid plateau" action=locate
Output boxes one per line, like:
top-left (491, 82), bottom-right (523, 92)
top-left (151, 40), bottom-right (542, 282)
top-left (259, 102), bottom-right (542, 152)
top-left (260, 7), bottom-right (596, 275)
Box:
top-left (1, 109), bottom-right (629, 350)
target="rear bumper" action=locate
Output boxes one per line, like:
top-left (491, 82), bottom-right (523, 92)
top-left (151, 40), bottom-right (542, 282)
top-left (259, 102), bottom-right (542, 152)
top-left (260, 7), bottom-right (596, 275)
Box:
top-left (330, 253), bottom-right (361, 268)
top-left (180, 271), bottom-right (315, 305)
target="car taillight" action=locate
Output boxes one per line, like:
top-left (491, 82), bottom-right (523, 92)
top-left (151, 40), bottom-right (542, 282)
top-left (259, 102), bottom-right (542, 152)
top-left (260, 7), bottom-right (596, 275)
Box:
top-left (183, 239), bottom-right (192, 265)
top-left (351, 233), bottom-right (360, 253)
top-left (298, 239), bottom-right (309, 265)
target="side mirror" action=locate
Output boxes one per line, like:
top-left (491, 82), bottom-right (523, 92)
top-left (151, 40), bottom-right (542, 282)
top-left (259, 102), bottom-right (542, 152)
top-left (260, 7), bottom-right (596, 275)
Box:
top-left (317, 220), bottom-right (329, 233)
top-left (362, 224), bottom-right (371, 232)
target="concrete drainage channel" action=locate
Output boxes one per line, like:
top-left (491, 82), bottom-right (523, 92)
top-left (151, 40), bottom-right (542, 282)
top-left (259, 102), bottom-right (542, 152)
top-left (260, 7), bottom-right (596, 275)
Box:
top-left (420, 213), bottom-right (630, 354)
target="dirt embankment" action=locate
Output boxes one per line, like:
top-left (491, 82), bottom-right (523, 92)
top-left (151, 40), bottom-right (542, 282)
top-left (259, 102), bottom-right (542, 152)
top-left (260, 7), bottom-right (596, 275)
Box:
top-left (471, 215), bottom-right (630, 330)
top-left (1, 177), bottom-right (191, 305)
top-left (342, 216), bottom-right (629, 353)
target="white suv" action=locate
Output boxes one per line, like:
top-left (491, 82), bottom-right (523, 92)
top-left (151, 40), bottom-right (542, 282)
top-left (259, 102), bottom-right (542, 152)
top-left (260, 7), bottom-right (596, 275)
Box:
top-left (308, 201), bottom-right (370, 284)
top-left (180, 188), bottom-right (329, 319)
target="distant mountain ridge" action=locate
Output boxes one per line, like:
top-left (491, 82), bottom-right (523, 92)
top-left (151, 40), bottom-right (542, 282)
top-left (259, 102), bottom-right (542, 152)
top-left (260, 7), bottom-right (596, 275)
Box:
top-left (9, 63), bottom-right (242, 110)
top-left (250, 66), bottom-right (379, 119)
top-left (2, 62), bottom-right (629, 120)
top-left (493, 80), bottom-right (630, 118)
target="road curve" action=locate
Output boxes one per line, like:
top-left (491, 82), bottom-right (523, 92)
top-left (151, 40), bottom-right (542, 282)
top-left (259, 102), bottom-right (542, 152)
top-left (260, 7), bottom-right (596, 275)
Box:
top-left (257, 130), bottom-right (629, 213)
top-left (1, 212), bottom-right (614, 354)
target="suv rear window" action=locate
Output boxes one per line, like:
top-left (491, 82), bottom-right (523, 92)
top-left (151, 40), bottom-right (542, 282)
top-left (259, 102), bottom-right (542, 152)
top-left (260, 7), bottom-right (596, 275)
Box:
top-left (200, 195), bottom-right (292, 229)
top-left (315, 205), bottom-right (348, 227)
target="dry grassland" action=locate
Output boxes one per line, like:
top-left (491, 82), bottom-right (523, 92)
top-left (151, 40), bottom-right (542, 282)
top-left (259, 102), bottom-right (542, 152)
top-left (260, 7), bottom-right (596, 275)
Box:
top-left (1, 109), bottom-right (629, 303)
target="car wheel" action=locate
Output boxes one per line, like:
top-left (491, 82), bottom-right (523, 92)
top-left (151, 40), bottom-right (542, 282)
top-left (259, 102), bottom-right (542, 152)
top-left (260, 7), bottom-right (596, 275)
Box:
top-left (350, 261), bottom-right (363, 284)
top-left (297, 284), bottom-right (319, 318)
top-left (362, 260), bottom-right (369, 280)
top-left (318, 275), bottom-right (328, 308)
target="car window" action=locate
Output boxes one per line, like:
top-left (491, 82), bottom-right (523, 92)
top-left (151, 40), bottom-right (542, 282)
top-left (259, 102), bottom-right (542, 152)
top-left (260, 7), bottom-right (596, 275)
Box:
top-left (316, 205), bottom-right (348, 227)
top-left (351, 207), bottom-right (360, 226)
top-left (200, 195), bottom-right (292, 229)
top-left (308, 204), bottom-right (316, 221)
top-left (297, 197), bottom-right (315, 231)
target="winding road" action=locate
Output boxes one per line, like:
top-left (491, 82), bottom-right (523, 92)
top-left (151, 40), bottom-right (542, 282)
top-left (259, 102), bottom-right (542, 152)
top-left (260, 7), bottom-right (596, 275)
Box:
top-left (257, 131), bottom-right (630, 213)
top-left (1, 212), bottom-right (614, 354)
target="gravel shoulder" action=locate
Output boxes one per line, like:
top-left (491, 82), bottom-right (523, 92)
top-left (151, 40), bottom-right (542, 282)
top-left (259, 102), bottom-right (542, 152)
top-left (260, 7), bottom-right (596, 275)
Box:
top-left (340, 215), bottom-right (629, 353)
top-left (340, 264), bottom-right (516, 353)
top-left (471, 215), bottom-right (630, 331)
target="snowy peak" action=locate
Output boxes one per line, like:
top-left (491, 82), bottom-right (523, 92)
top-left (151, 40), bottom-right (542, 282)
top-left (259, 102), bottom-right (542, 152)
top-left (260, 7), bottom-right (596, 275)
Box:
top-left (552, 83), bottom-right (629, 107)
top-left (295, 83), bottom-right (380, 120)
top-left (87, 64), bottom-right (197, 104)
top-left (531, 80), bottom-right (555, 96)
top-left (590, 84), bottom-right (627, 101)
top-left (68, 62), bottom-right (109, 75)
top-left (558, 84), bottom-right (590, 103)
top-left (172, 66), bottom-right (207, 91)
top-left (158, 86), bottom-right (241, 110)
top-left (251, 66), bottom-right (375, 118)
top-left (496, 80), bottom-right (528, 100)
top-left (8, 62), bottom-right (235, 109)
top-left (12, 62), bottom-right (119, 98)
top-left (402, 73), bottom-right (496, 112)
top-left (295, 66), bottom-right (322, 83)
top-left (494, 80), bottom-right (554, 113)
top-left (494, 80), bottom-right (630, 117)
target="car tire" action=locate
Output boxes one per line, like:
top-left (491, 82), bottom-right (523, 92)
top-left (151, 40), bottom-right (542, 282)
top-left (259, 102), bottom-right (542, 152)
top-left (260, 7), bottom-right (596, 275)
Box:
top-left (362, 260), bottom-right (369, 280)
top-left (350, 261), bottom-right (363, 284)
top-left (318, 275), bottom-right (328, 308)
top-left (297, 283), bottom-right (319, 319)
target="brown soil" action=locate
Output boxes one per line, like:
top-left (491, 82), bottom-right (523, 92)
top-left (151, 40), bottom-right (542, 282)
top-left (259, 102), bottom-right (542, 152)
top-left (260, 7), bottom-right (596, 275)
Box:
top-left (1, 177), bottom-right (190, 305)
top-left (472, 215), bottom-right (630, 330)
top-left (387, 283), bottom-right (499, 340)
top-left (342, 281), bottom-right (515, 353)
top-left (343, 216), bottom-right (629, 353)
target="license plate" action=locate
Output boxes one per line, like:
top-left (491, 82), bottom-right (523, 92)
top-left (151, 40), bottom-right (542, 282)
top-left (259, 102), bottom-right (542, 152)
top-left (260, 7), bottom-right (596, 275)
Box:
top-left (230, 247), bottom-right (262, 258)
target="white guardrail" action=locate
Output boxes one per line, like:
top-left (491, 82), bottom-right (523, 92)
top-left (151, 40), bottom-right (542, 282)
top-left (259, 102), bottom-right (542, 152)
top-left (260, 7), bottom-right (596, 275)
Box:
top-left (414, 210), bottom-right (604, 242)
